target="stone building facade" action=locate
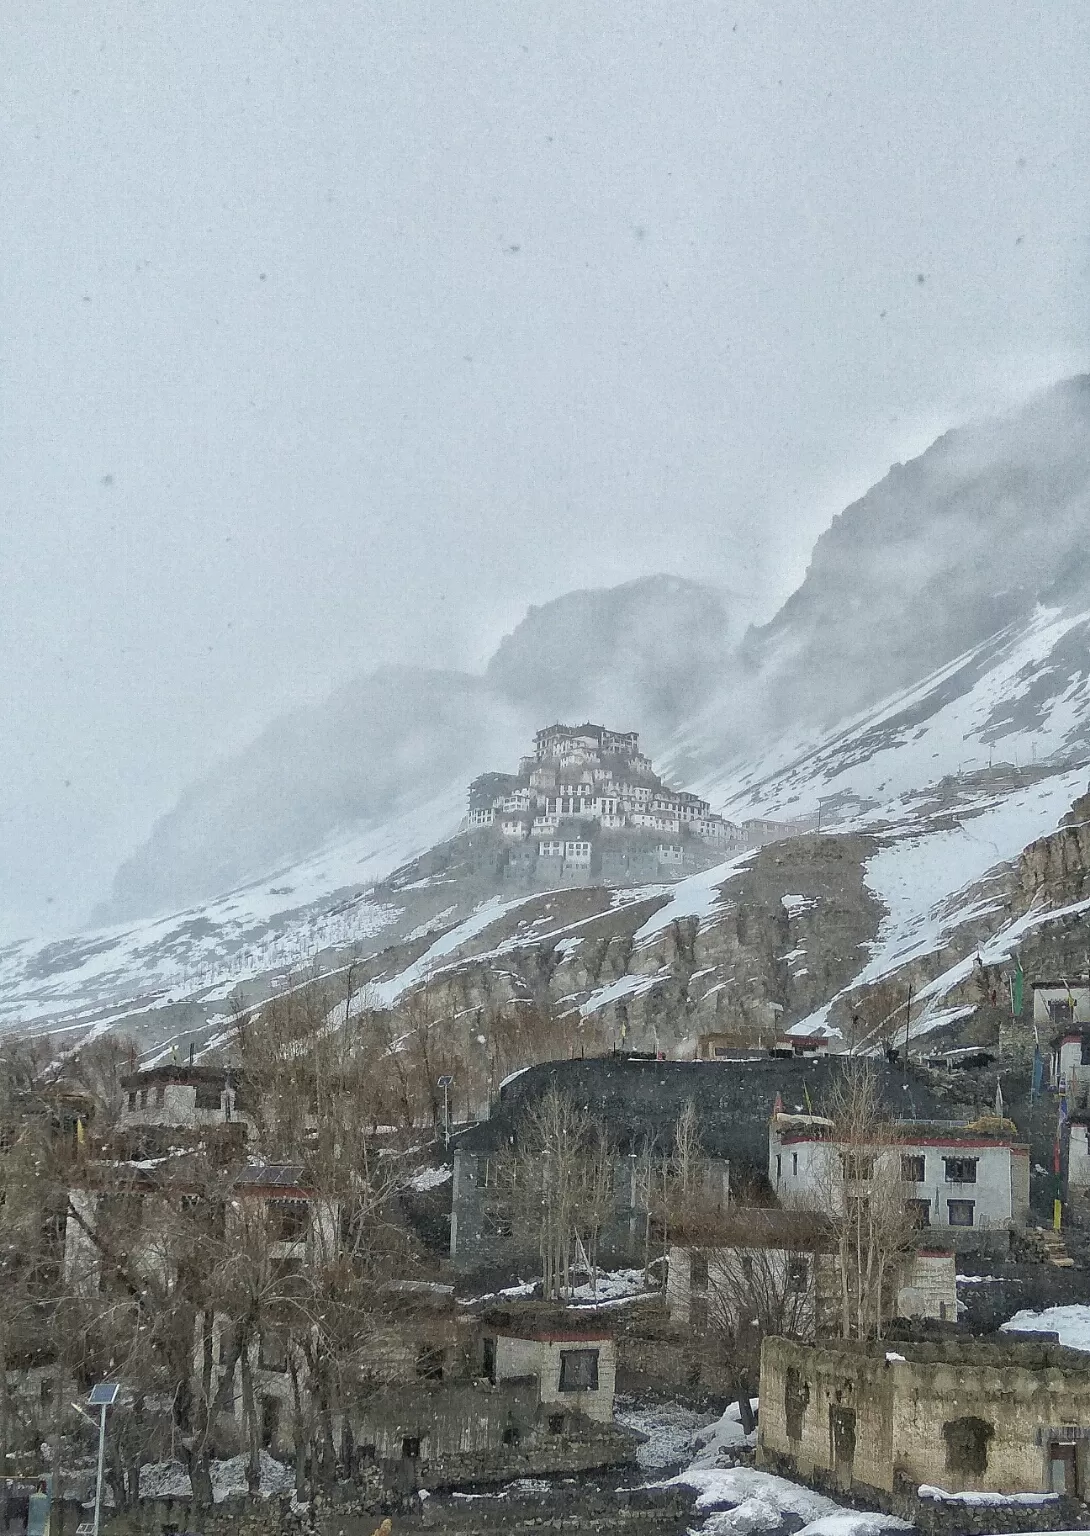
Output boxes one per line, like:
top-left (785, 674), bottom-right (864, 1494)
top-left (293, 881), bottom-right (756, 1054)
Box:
top-left (464, 721), bottom-right (744, 891)
top-left (758, 1335), bottom-right (1090, 1498)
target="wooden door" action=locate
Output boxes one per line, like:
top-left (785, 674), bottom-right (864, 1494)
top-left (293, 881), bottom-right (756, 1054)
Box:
top-left (1050, 1442), bottom-right (1077, 1495)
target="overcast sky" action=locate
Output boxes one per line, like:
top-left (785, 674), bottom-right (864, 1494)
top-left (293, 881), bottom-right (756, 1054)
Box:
top-left (3, 0), bottom-right (1089, 940)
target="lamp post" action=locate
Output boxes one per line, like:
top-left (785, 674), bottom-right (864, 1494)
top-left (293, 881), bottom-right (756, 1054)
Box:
top-left (85, 1383), bottom-right (120, 1536)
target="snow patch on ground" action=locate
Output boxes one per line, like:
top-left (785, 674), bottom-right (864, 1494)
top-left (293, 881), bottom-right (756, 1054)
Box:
top-left (918, 1485), bottom-right (1057, 1506)
top-left (567, 1268), bottom-right (656, 1306)
top-left (1001, 1304), bottom-right (1090, 1351)
top-left (613, 1398), bottom-right (717, 1470)
top-left (688, 1401), bottom-right (759, 1469)
top-left (630, 852), bottom-right (754, 945)
top-left (857, 767), bottom-right (1089, 986)
top-left (409, 1164), bottom-right (452, 1192)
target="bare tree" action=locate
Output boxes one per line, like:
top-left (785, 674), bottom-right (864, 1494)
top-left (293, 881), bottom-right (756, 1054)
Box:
top-left (817, 1061), bottom-right (917, 1340)
top-left (707, 1230), bottom-right (818, 1434)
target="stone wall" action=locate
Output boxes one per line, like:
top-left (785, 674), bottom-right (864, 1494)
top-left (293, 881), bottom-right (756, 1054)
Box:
top-left (351, 1377), bottom-right (638, 1489)
top-left (759, 1335), bottom-right (1090, 1497)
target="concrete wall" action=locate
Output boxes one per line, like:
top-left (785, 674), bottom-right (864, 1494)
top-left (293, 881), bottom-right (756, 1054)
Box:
top-left (666, 1244), bottom-right (817, 1336)
top-left (895, 1252), bottom-right (957, 1322)
top-left (759, 1336), bottom-right (1090, 1497)
top-left (494, 1334), bottom-right (616, 1423)
top-left (667, 1246), bottom-right (954, 1334)
top-left (1069, 1123), bottom-right (1090, 1191)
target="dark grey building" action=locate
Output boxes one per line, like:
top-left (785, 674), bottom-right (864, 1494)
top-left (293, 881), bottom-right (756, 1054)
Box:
top-left (448, 1055), bottom-right (956, 1273)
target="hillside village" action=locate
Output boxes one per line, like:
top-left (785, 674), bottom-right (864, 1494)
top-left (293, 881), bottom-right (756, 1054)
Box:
top-left (6, 932), bottom-right (1090, 1536)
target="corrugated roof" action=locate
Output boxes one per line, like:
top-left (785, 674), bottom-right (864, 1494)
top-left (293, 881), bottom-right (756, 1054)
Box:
top-left (235, 1163), bottom-right (309, 1189)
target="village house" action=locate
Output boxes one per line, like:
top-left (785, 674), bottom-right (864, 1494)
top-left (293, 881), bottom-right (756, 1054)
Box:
top-left (119, 1060), bottom-right (249, 1134)
top-left (758, 1334), bottom-right (1090, 1499)
top-left (1035, 979), bottom-right (1090, 1031)
top-left (1049, 1018), bottom-right (1090, 1109)
top-left (769, 1022), bottom-right (844, 1058)
top-left (665, 1209), bottom-right (957, 1338)
top-left (349, 1318), bottom-right (638, 1489)
top-left (447, 1057), bottom-right (952, 1274)
top-left (769, 1109), bottom-right (1029, 1252)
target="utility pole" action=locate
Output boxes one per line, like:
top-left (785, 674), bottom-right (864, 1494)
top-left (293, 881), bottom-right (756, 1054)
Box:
top-left (438, 1075), bottom-right (454, 1146)
top-left (904, 984), bottom-right (913, 1063)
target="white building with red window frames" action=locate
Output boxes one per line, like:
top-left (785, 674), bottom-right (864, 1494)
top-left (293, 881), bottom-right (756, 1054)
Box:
top-left (768, 1111), bottom-right (1029, 1240)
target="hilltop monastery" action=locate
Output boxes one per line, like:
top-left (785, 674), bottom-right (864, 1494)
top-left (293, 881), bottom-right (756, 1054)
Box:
top-left (464, 722), bottom-right (744, 883)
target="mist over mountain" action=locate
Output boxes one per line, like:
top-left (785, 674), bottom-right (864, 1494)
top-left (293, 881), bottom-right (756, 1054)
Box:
top-left (705, 375), bottom-right (1090, 749)
top-left (485, 575), bottom-right (750, 739)
top-left (99, 379), bottom-right (1090, 926)
top-left (97, 576), bottom-right (738, 922)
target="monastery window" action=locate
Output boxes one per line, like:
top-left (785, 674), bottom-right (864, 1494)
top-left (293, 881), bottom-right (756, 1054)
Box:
top-left (416, 1345), bottom-right (445, 1380)
top-left (841, 1152), bottom-right (873, 1181)
top-left (259, 1328), bottom-right (289, 1373)
top-left (127, 1091), bottom-right (137, 1111)
top-left (139, 1088), bottom-right (149, 1109)
top-left (559, 1348), bottom-right (599, 1392)
top-left (1049, 1000), bottom-right (1075, 1025)
top-left (260, 1396), bottom-right (280, 1451)
top-left (784, 1367), bottom-right (809, 1440)
top-left (901, 1155), bottom-right (925, 1183)
top-left (690, 1296), bottom-right (708, 1331)
top-left (906, 1199), bottom-right (931, 1227)
top-left (786, 1256), bottom-right (809, 1292)
top-left (829, 1405), bottom-right (856, 1469)
top-left (154, 1084), bottom-right (165, 1108)
top-left (482, 1206), bottom-right (512, 1238)
top-left (690, 1250), bottom-right (709, 1289)
top-left (943, 1156), bottom-right (977, 1183)
top-left (943, 1415), bottom-right (993, 1475)
top-left (268, 1199), bottom-right (309, 1242)
top-left (947, 1199), bottom-right (975, 1226)
top-left (195, 1081), bottom-right (223, 1110)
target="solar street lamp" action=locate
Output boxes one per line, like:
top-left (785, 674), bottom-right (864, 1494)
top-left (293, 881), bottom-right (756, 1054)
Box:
top-left (86, 1382), bottom-right (120, 1536)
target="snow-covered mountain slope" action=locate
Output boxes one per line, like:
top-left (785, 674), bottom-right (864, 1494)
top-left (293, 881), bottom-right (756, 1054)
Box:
top-left (7, 382), bottom-right (1090, 1056)
top-left (97, 576), bottom-right (742, 924)
top-left (320, 758), bottom-right (1089, 1057)
top-left (677, 603), bottom-right (1090, 824)
top-left (0, 789), bottom-right (463, 1041)
top-left (4, 615), bottom-right (1089, 1057)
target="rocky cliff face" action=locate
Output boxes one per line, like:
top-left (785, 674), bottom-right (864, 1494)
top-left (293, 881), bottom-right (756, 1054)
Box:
top-left (351, 832), bottom-right (882, 1061)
